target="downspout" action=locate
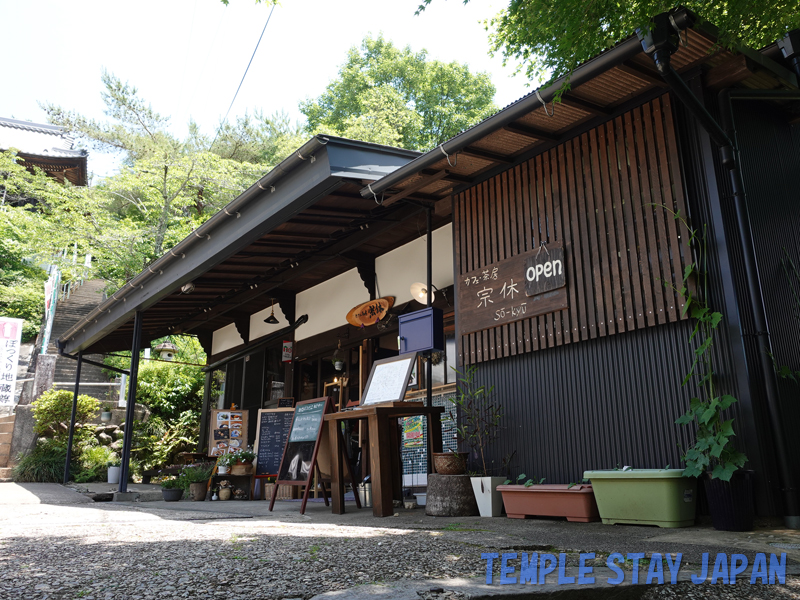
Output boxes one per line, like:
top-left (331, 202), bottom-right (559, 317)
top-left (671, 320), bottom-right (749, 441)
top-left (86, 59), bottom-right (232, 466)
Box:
top-left (639, 9), bottom-right (800, 528)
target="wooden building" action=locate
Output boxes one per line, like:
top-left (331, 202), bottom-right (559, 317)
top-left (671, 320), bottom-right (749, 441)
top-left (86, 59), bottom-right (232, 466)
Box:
top-left (360, 14), bottom-right (800, 522)
top-left (59, 12), bottom-right (800, 522)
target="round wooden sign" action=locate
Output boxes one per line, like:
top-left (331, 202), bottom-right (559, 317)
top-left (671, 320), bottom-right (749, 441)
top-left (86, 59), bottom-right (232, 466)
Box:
top-left (346, 297), bottom-right (395, 327)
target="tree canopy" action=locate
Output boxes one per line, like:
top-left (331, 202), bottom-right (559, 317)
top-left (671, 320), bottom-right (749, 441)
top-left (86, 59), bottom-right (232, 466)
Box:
top-left (300, 35), bottom-right (498, 151)
top-left (418, 1), bottom-right (800, 86)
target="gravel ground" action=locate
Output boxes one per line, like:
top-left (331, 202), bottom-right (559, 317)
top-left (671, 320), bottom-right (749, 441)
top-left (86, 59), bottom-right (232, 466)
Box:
top-left (0, 500), bottom-right (797, 600)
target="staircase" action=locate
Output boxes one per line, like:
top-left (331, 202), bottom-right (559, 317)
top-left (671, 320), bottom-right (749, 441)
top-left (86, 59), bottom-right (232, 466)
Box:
top-left (0, 414), bottom-right (14, 481)
top-left (45, 279), bottom-right (114, 398)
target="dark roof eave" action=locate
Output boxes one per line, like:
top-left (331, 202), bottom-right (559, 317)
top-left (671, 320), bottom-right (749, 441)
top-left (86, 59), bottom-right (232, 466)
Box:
top-left (359, 34), bottom-right (648, 198)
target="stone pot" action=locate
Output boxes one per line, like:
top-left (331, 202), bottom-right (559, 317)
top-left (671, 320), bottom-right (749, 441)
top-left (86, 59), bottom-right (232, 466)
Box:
top-left (189, 482), bottom-right (207, 501)
top-left (161, 488), bottom-right (183, 502)
top-left (219, 487), bottom-right (232, 501)
top-left (432, 452), bottom-right (469, 475)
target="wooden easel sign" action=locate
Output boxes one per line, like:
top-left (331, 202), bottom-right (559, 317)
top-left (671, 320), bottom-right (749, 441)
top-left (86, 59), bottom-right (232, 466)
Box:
top-left (361, 352), bottom-right (417, 406)
top-left (269, 397), bottom-right (333, 514)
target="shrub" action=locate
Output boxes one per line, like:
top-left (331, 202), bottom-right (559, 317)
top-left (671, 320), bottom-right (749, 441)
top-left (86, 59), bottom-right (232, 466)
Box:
top-left (32, 389), bottom-right (100, 441)
top-left (73, 444), bottom-right (115, 483)
top-left (134, 361), bottom-right (204, 421)
top-left (12, 439), bottom-right (75, 483)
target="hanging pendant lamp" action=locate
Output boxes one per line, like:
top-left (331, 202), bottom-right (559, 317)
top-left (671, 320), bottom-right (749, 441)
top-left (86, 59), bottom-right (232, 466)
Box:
top-left (264, 299), bottom-right (279, 324)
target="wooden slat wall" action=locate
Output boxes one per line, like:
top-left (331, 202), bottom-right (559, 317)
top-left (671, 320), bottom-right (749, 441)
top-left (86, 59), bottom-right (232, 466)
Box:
top-left (454, 95), bottom-right (691, 365)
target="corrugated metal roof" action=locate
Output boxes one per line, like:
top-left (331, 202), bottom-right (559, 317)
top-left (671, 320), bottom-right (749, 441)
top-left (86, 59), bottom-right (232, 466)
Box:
top-left (0, 116), bottom-right (87, 157)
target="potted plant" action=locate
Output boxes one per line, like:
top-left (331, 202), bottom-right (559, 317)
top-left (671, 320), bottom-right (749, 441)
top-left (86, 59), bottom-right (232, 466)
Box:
top-left (217, 479), bottom-right (234, 501)
top-left (217, 453), bottom-right (235, 475)
top-left (231, 450), bottom-right (256, 476)
top-left (107, 458), bottom-right (121, 484)
top-left (498, 474), bottom-right (600, 523)
top-left (183, 464), bottom-right (214, 501)
top-left (160, 475), bottom-right (184, 502)
top-left (100, 403), bottom-right (113, 423)
top-left (448, 366), bottom-right (505, 516)
top-left (666, 212), bottom-right (750, 531)
top-left (431, 450), bottom-right (469, 475)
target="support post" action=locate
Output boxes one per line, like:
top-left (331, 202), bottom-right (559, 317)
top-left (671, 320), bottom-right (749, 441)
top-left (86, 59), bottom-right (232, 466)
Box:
top-left (63, 351), bottom-right (82, 485)
top-left (118, 311), bottom-right (143, 493)
top-left (426, 205), bottom-right (434, 476)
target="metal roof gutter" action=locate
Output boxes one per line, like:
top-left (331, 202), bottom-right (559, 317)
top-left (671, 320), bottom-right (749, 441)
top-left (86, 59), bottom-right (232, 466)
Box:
top-left (359, 34), bottom-right (648, 198)
top-left (58, 135), bottom-right (331, 350)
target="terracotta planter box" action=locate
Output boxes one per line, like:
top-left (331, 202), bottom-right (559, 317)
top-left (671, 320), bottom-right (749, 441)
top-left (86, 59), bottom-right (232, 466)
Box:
top-left (497, 484), bottom-right (600, 522)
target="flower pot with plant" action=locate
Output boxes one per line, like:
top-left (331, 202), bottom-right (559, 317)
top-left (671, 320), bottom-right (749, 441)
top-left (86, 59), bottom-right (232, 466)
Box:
top-left (665, 212), bottom-right (750, 531)
top-left (107, 458), bottom-right (121, 484)
top-left (183, 464), bottom-right (214, 501)
top-left (448, 366), bottom-right (505, 516)
top-left (100, 403), bottom-right (113, 423)
top-left (217, 453), bottom-right (235, 475)
top-left (231, 450), bottom-right (256, 475)
top-left (160, 475), bottom-right (184, 502)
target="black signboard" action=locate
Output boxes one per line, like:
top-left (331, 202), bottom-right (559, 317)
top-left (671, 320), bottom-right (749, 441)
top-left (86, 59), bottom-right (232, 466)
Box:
top-left (277, 397), bottom-right (294, 408)
top-left (524, 245), bottom-right (566, 296)
top-left (270, 397), bottom-right (334, 515)
top-left (254, 408), bottom-right (293, 477)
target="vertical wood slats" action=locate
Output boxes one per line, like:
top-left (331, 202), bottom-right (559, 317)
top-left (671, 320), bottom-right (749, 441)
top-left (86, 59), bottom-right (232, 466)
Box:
top-left (454, 95), bottom-right (688, 366)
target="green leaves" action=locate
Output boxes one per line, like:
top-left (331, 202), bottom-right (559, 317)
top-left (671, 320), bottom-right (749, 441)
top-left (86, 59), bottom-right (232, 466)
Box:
top-left (301, 35), bottom-right (497, 151)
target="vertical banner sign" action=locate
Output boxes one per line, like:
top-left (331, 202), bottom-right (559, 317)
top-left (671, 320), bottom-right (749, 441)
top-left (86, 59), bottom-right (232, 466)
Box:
top-left (0, 318), bottom-right (24, 406)
top-left (402, 415), bottom-right (424, 448)
top-left (40, 270), bottom-right (60, 355)
top-left (281, 341), bottom-right (293, 363)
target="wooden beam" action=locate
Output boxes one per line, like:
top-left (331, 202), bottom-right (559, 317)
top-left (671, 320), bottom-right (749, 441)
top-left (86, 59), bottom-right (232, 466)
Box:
top-left (461, 146), bottom-right (514, 164)
top-left (704, 55), bottom-right (755, 90)
top-left (503, 122), bottom-right (560, 142)
top-left (381, 170), bottom-right (449, 207)
top-left (615, 61), bottom-right (669, 87)
top-left (559, 94), bottom-right (611, 116)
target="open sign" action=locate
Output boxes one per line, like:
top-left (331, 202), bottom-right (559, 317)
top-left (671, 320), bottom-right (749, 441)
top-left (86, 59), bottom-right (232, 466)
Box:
top-left (524, 246), bottom-right (566, 297)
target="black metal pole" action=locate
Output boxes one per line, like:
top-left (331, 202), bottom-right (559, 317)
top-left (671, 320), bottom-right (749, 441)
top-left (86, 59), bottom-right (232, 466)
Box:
top-left (118, 311), bottom-right (143, 493)
top-left (63, 351), bottom-right (82, 485)
top-left (426, 205), bottom-right (433, 409)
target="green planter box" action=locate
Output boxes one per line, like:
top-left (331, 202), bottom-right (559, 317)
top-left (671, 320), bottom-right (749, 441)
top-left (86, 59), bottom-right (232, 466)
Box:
top-left (583, 469), bottom-right (696, 528)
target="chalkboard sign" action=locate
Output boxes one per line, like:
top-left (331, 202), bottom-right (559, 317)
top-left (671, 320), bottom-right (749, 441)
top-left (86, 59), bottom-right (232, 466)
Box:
top-left (253, 408), bottom-right (293, 477)
top-left (277, 397), bottom-right (294, 408)
top-left (270, 396), bottom-right (334, 514)
top-left (361, 353), bottom-right (417, 406)
top-left (289, 400), bottom-right (327, 442)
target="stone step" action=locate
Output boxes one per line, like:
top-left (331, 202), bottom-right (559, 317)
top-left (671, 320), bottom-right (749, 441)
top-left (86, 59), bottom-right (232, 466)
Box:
top-left (0, 467), bottom-right (12, 481)
top-left (0, 415), bottom-right (15, 424)
top-left (0, 443), bottom-right (10, 458)
top-left (0, 432), bottom-right (11, 445)
top-left (0, 422), bottom-right (13, 434)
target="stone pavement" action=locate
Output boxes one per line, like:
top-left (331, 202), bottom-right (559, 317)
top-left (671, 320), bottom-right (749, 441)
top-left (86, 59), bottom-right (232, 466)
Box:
top-left (0, 482), bottom-right (798, 599)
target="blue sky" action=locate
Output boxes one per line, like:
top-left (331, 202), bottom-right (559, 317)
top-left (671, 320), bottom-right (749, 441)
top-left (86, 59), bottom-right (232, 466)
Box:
top-left (3, 0), bottom-right (534, 177)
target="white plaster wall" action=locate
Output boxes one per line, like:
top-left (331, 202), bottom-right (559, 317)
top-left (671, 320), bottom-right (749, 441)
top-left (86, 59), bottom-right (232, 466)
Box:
top-left (249, 304), bottom-right (288, 341)
top-left (295, 269), bottom-right (370, 341)
top-left (375, 223), bottom-right (453, 304)
top-left (211, 323), bottom-right (244, 356)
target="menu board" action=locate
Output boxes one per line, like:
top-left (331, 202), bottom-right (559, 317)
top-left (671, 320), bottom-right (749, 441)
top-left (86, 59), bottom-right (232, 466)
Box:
top-left (361, 353), bottom-right (417, 406)
top-left (288, 400), bottom-right (327, 442)
top-left (208, 409), bottom-right (248, 457)
top-left (254, 408), bottom-right (294, 477)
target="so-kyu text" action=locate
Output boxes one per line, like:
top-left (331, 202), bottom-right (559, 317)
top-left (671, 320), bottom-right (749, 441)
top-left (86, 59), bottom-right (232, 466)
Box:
top-left (481, 552), bottom-right (786, 586)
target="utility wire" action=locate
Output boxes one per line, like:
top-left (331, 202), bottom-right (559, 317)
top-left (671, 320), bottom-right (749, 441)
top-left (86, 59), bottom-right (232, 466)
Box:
top-left (210, 4), bottom-right (275, 151)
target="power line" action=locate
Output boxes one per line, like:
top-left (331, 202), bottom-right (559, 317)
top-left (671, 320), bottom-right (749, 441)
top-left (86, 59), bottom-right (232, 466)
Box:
top-left (210, 4), bottom-right (276, 150)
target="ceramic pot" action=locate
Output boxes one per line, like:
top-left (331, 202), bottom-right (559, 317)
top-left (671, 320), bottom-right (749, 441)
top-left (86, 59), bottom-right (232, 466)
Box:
top-left (470, 476), bottom-right (507, 517)
top-left (107, 465), bottom-right (121, 484)
top-left (161, 488), bottom-right (183, 502)
top-left (190, 482), bottom-right (207, 501)
top-left (100, 411), bottom-right (112, 423)
top-left (218, 465), bottom-right (230, 475)
top-left (432, 452), bottom-right (469, 475)
top-left (219, 488), bottom-right (232, 501)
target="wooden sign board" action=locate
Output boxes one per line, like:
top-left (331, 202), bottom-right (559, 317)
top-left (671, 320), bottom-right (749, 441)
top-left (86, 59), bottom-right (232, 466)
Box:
top-left (270, 397), bottom-right (334, 514)
top-left (208, 409), bottom-right (249, 457)
top-left (253, 408), bottom-right (294, 477)
top-left (361, 353), bottom-right (417, 406)
top-left (457, 243), bottom-right (568, 335)
top-left (524, 245), bottom-right (566, 296)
